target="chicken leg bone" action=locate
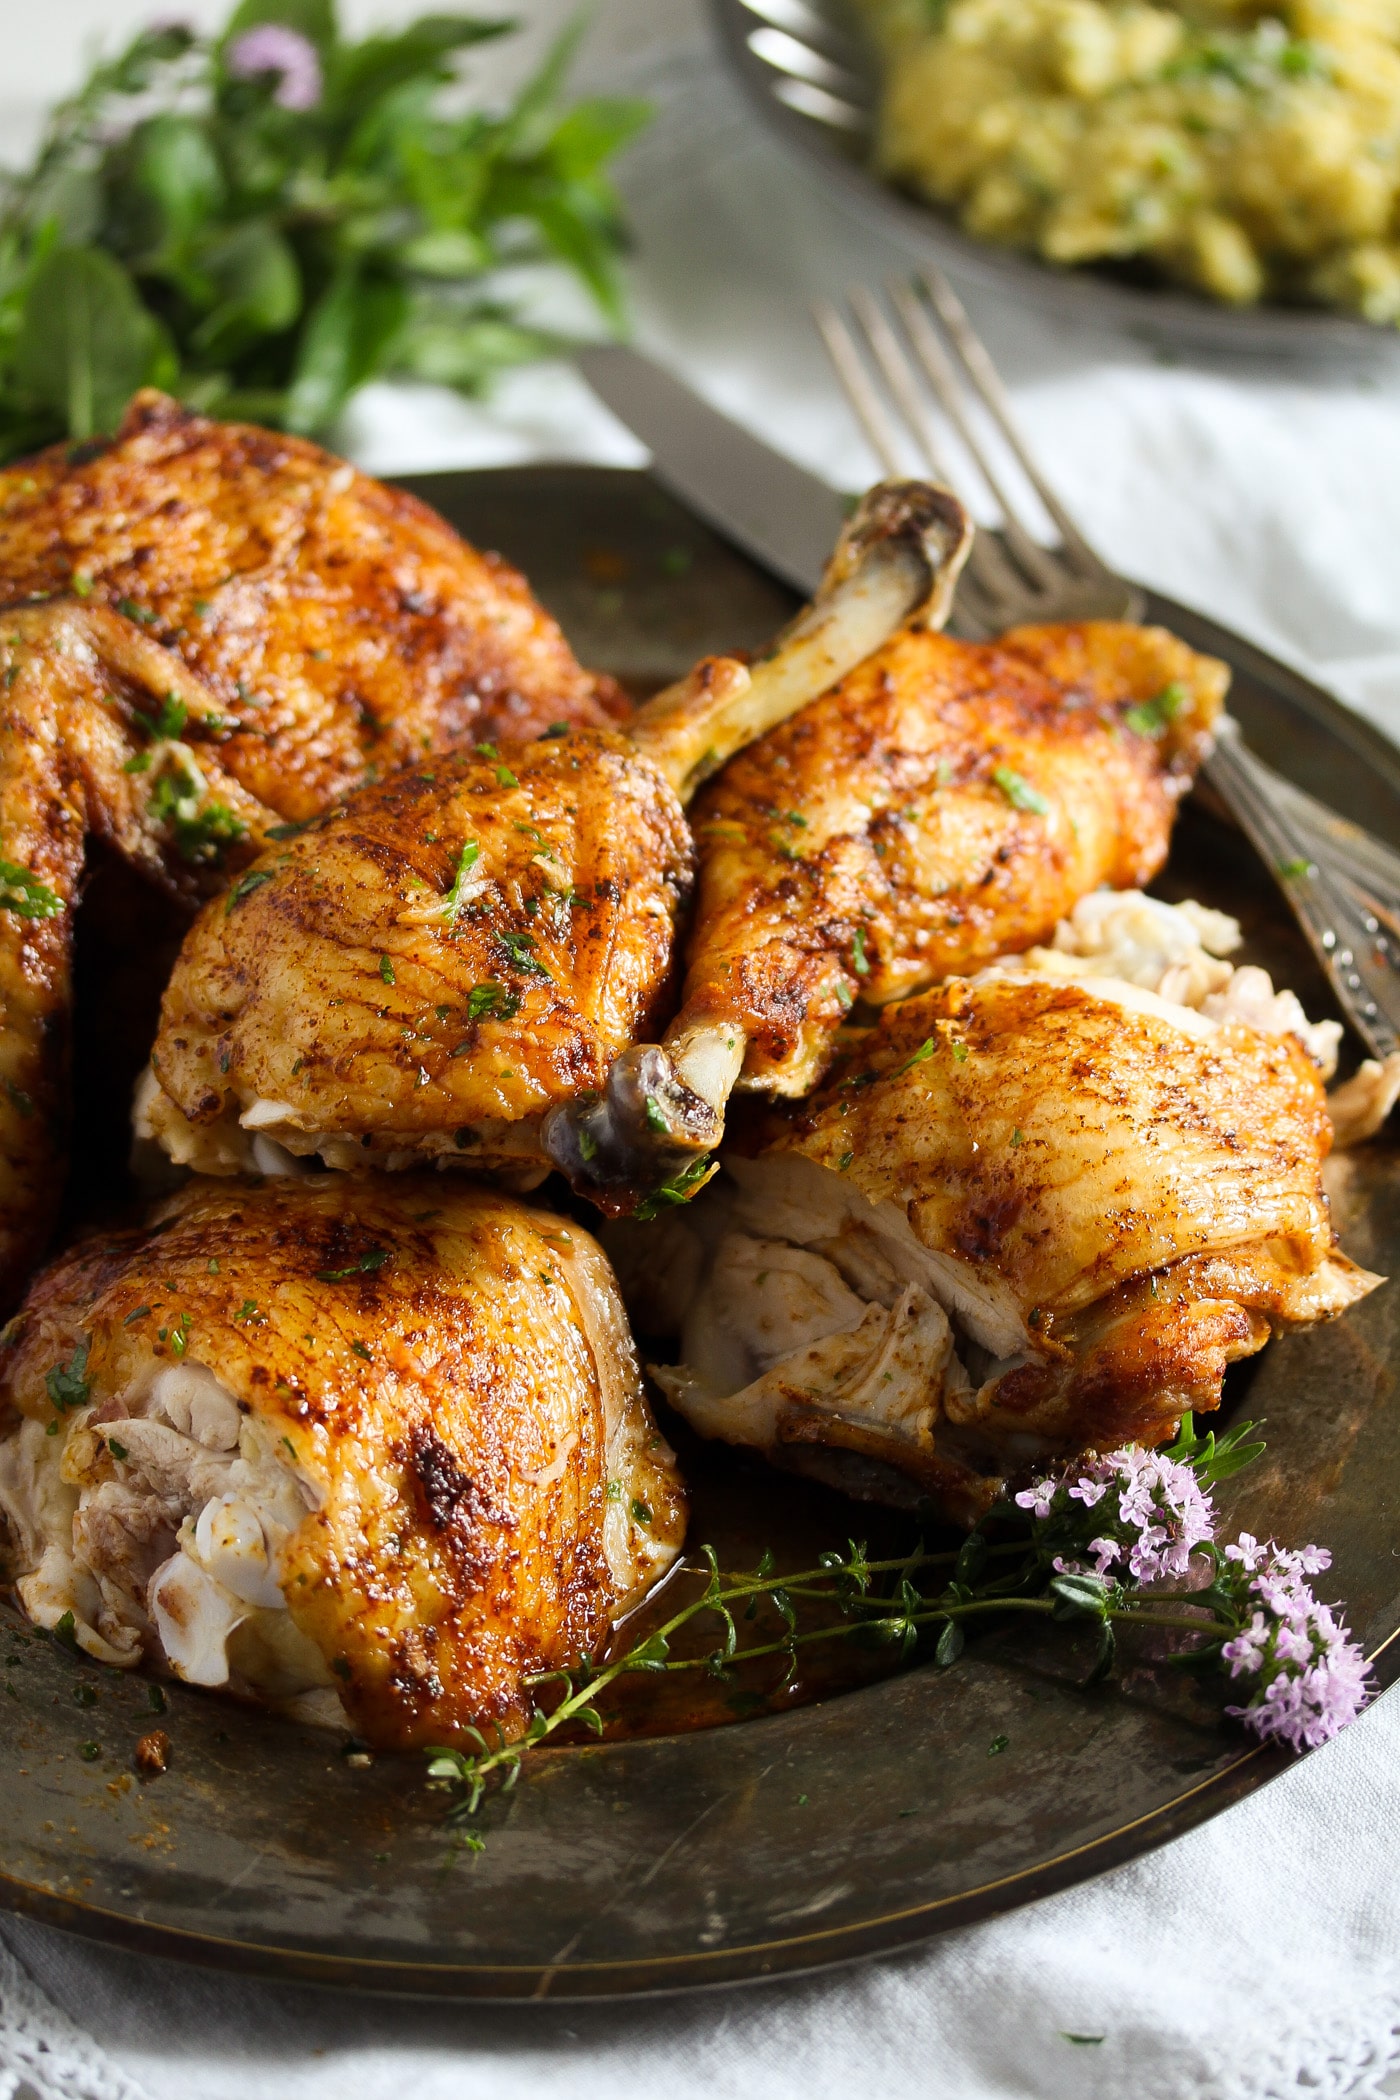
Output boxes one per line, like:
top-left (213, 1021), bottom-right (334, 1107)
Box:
top-left (544, 481), bottom-right (972, 1207)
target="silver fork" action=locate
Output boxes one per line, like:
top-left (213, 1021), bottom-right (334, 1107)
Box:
top-left (817, 270), bottom-right (1400, 1066)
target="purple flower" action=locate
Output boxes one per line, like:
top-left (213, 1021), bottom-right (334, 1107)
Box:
top-left (1018, 1444), bottom-right (1216, 1586)
top-left (226, 24), bottom-right (322, 109)
top-left (1222, 1539), bottom-right (1372, 1751)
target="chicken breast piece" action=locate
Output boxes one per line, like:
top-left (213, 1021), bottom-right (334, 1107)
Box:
top-left (672, 620), bottom-right (1225, 1097)
top-left (0, 1176), bottom-right (684, 1750)
top-left (634, 972), bottom-right (1378, 1518)
top-left (140, 729), bottom-right (693, 1183)
top-left (0, 391), bottom-right (617, 815)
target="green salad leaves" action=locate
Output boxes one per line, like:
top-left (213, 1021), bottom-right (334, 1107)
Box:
top-left (0, 3), bottom-right (648, 461)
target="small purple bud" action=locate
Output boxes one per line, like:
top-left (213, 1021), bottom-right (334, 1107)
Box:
top-left (226, 24), bottom-right (322, 110)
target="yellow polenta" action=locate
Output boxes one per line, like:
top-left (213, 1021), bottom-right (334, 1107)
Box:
top-left (857, 0), bottom-right (1400, 319)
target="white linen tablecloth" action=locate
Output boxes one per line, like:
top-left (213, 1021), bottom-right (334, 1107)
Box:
top-left (2, 3), bottom-right (1400, 2095)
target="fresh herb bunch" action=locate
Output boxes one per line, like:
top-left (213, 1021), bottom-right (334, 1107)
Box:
top-left (427, 1414), bottom-right (1374, 1818)
top-left (0, 1), bottom-right (648, 461)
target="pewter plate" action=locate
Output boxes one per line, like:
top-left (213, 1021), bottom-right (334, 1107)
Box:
top-left (712, 0), bottom-right (1400, 366)
top-left (0, 464), bottom-right (1397, 2001)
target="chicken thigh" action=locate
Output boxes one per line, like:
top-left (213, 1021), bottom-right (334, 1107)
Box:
top-left (0, 390), bottom-right (617, 812)
top-left (631, 958), bottom-right (1377, 1520)
top-left (0, 1175), bottom-right (684, 1751)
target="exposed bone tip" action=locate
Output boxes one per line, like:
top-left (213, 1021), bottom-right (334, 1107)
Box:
top-left (542, 1045), bottom-right (722, 1216)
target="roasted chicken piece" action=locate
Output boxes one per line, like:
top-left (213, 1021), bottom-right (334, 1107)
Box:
top-left (660, 618), bottom-right (1226, 1106)
top-left (0, 389), bottom-right (618, 1305)
top-left (621, 959), bottom-right (1378, 1521)
top-left (0, 390), bottom-right (617, 814)
top-left (0, 1175), bottom-right (684, 1751)
top-left (140, 484), bottom-right (973, 1204)
top-left (0, 605), bottom-right (279, 1304)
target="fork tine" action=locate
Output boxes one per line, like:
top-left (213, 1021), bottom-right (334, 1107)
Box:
top-left (846, 286), bottom-right (957, 487)
top-left (813, 301), bottom-right (905, 477)
top-left (886, 280), bottom-right (1063, 597)
top-left (917, 266), bottom-right (1108, 583)
top-left (816, 298), bottom-right (1025, 612)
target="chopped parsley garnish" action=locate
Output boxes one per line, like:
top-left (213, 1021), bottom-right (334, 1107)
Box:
top-left (116, 597), bottom-right (156, 625)
top-left (951, 1040), bottom-right (969, 1064)
top-left (988, 1733), bottom-right (1010, 1756)
top-left (431, 839), bottom-right (481, 922)
top-left (379, 954), bottom-right (395, 986)
top-left (892, 1038), bottom-right (936, 1078)
top-left (266, 818), bottom-right (314, 842)
top-left (851, 927), bottom-right (870, 976)
top-left (837, 1150), bottom-right (854, 1172)
top-left (631, 1499), bottom-right (652, 1525)
top-left (46, 1340), bottom-right (91, 1414)
top-left (644, 1095), bottom-right (669, 1135)
top-left (497, 931), bottom-right (549, 976)
top-left (316, 1248), bottom-right (390, 1283)
top-left (992, 766), bottom-right (1050, 816)
top-left (466, 982), bottom-right (520, 1023)
top-left (133, 692), bottom-right (188, 742)
top-left (234, 1300), bottom-right (262, 1323)
top-left (149, 764), bottom-right (248, 865)
top-left (351, 1340), bottom-right (373, 1361)
top-left (633, 1154), bottom-right (719, 1222)
top-left (495, 764), bottom-right (519, 789)
top-left (167, 1311), bottom-right (191, 1357)
top-left (123, 1305), bottom-right (151, 1325)
top-left (105, 1438), bottom-right (129, 1462)
top-left (1278, 857), bottom-right (1314, 880)
top-left (0, 856), bottom-right (63, 920)
top-left (474, 741), bottom-right (498, 759)
top-left (225, 868), bottom-right (273, 913)
top-left (541, 722), bottom-right (570, 739)
top-left (1124, 681), bottom-right (1187, 738)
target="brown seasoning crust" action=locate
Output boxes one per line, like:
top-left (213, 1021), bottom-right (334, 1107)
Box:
top-left (0, 1177), bottom-right (685, 1750)
top-left (679, 619), bottom-right (1227, 1094)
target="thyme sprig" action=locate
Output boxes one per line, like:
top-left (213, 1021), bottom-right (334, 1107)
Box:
top-left (425, 1414), bottom-right (1371, 1817)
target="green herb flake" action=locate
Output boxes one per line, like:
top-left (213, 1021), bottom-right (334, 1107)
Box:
top-left (351, 1340), bottom-right (373, 1362)
top-left (474, 742), bottom-right (499, 760)
top-left (79, 1740), bottom-right (102, 1762)
top-left (1061, 2035), bottom-right (1105, 2046)
top-left (45, 1340), bottom-right (91, 1415)
top-left (316, 1248), bottom-right (391, 1283)
top-left (992, 766), bottom-right (1050, 816)
top-left (495, 765), bottom-right (520, 789)
top-left (379, 954), bottom-right (396, 986)
top-left (892, 1038), bottom-right (936, 1079)
top-left (134, 692), bottom-right (188, 743)
top-left (633, 1154), bottom-right (718, 1222)
top-left (541, 722), bottom-right (570, 739)
top-left (497, 930), bottom-right (549, 977)
top-left (851, 926), bottom-right (870, 976)
top-left (1010, 1128), bottom-right (1023, 1147)
top-left (52, 1611), bottom-right (77, 1649)
top-left (1278, 857), bottom-right (1315, 881)
top-left (466, 981), bottom-right (520, 1023)
top-left (988, 1733), bottom-right (1010, 1756)
top-left (225, 868), bottom-right (273, 914)
top-left (1124, 682), bottom-right (1187, 738)
top-left (951, 1040), bottom-right (969, 1064)
top-left (631, 1499), bottom-right (653, 1525)
top-left (105, 1438), bottom-right (129, 1462)
top-left (837, 1150), bottom-right (854, 1172)
top-left (644, 1094), bottom-right (669, 1135)
top-left (123, 1304), bottom-right (151, 1326)
top-left (0, 857), bottom-right (63, 920)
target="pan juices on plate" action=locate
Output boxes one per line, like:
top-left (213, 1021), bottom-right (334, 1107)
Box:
top-left (0, 1176), bottom-right (683, 1749)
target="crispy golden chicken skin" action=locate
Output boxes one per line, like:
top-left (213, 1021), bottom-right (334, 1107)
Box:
top-left (674, 620), bottom-right (1226, 1097)
top-left (0, 390), bottom-right (616, 815)
top-left (0, 1175), bottom-right (685, 1751)
top-left (631, 970), bottom-right (1377, 1520)
top-left (0, 604), bottom-right (278, 1305)
top-left (141, 483), bottom-right (972, 1209)
top-left (141, 728), bottom-right (693, 1183)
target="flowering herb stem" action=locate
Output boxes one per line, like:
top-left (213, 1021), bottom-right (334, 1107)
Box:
top-left (425, 1415), bottom-right (1372, 1818)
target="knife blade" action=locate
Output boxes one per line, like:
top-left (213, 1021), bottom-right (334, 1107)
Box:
top-left (575, 344), bottom-right (848, 596)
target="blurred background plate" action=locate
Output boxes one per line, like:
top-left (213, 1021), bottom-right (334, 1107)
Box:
top-left (0, 465), bottom-right (1397, 2003)
top-left (711, 0), bottom-right (1400, 366)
